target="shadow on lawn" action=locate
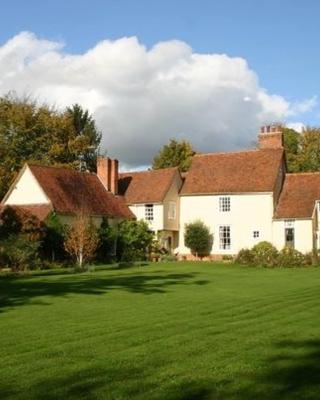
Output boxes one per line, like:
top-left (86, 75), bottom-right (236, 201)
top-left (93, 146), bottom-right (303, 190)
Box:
top-left (0, 271), bottom-right (207, 313)
top-left (1, 339), bottom-right (320, 400)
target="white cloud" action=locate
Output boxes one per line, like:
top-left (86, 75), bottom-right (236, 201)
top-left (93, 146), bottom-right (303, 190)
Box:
top-left (286, 122), bottom-right (305, 133)
top-left (0, 32), bottom-right (315, 167)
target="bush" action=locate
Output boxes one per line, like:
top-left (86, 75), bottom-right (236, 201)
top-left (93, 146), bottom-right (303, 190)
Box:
top-left (235, 248), bottom-right (254, 265)
top-left (278, 247), bottom-right (307, 267)
top-left (160, 254), bottom-right (177, 262)
top-left (117, 220), bottom-right (154, 262)
top-left (184, 220), bottom-right (213, 259)
top-left (0, 235), bottom-right (41, 271)
top-left (251, 241), bottom-right (279, 267)
top-left (97, 218), bottom-right (118, 262)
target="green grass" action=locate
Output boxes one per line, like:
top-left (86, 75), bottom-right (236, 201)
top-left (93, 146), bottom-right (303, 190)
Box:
top-left (1, 262), bottom-right (320, 400)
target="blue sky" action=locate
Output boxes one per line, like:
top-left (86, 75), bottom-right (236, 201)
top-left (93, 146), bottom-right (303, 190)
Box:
top-left (1, 0), bottom-right (319, 164)
top-left (2, 0), bottom-right (319, 104)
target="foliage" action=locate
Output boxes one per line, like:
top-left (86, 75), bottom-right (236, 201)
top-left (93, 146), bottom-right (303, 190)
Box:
top-left (277, 246), bottom-right (307, 267)
top-left (235, 248), bottom-right (255, 265)
top-left (283, 126), bottom-right (320, 173)
top-left (0, 235), bottom-right (41, 271)
top-left (97, 218), bottom-right (118, 261)
top-left (64, 215), bottom-right (100, 269)
top-left (0, 94), bottom-right (101, 198)
top-left (42, 213), bottom-right (66, 262)
top-left (160, 254), bottom-right (178, 262)
top-left (117, 219), bottom-right (154, 261)
top-left (251, 241), bottom-right (279, 267)
top-left (184, 220), bottom-right (213, 258)
top-left (152, 138), bottom-right (195, 172)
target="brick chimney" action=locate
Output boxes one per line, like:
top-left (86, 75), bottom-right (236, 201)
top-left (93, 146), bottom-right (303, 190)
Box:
top-left (97, 157), bottom-right (119, 195)
top-left (258, 125), bottom-right (283, 149)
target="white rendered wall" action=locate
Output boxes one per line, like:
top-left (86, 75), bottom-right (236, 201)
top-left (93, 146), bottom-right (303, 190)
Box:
top-left (4, 166), bottom-right (49, 205)
top-left (129, 204), bottom-right (164, 232)
top-left (272, 219), bottom-right (313, 253)
top-left (178, 193), bottom-right (274, 255)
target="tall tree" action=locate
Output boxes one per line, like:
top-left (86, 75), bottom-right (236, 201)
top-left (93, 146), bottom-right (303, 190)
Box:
top-left (152, 139), bottom-right (195, 172)
top-left (282, 127), bottom-right (301, 172)
top-left (0, 95), bottom-right (102, 199)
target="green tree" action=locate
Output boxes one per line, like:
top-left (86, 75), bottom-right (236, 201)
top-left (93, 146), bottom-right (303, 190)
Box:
top-left (0, 94), bottom-right (102, 199)
top-left (297, 127), bottom-right (320, 172)
top-left (282, 127), bottom-right (301, 172)
top-left (97, 218), bottom-right (118, 261)
top-left (118, 220), bottom-right (154, 261)
top-left (184, 220), bottom-right (213, 259)
top-left (152, 139), bottom-right (195, 172)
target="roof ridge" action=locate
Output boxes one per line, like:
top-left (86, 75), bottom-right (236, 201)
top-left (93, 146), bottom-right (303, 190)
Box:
top-left (28, 163), bottom-right (97, 176)
top-left (193, 148), bottom-right (274, 157)
top-left (120, 166), bottom-right (178, 175)
top-left (286, 172), bottom-right (320, 176)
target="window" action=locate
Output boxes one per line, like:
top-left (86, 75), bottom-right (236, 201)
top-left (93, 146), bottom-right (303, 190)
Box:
top-left (145, 204), bottom-right (154, 221)
top-left (168, 201), bottom-right (176, 220)
top-left (219, 196), bottom-right (230, 212)
top-left (285, 228), bottom-right (295, 248)
top-left (284, 219), bottom-right (294, 228)
top-left (253, 230), bottom-right (260, 239)
top-left (219, 226), bottom-right (231, 250)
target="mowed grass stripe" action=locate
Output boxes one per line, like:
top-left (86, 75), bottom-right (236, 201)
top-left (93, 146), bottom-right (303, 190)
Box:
top-left (1, 263), bottom-right (320, 400)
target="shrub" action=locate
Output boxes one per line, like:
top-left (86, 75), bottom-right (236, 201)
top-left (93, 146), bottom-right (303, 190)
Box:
top-left (278, 247), bottom-right (306, 267)
top-left (42, 212), bottom-right (66, 262)
top-left (160, 254), bottom-right (177, 262)
top-left (184, 220), bottom-right (213, 259)
top-left (235, 248), bottom-right (254, 265)
top-left (0, 235), bottom-right (41, 271)
top-left (251, 241), bottom-right (279, 267)
top-left (97, 218), bottom-right (118, 262)
top-left (117, 220), bottom-right (154, 261)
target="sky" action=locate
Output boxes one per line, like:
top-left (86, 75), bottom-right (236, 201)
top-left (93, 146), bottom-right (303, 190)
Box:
top-left (1, 0), bottom-right (320, 167)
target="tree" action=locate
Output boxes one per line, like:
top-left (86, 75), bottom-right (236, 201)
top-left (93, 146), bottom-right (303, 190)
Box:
top-left (184, 220), bottom-right (213, 259)
top-left (117, 220), bottom-right (154, 261)
top-left (0, 94), bottom-right (101, 198)
top-left (64, 215), bottom-right (99, 269)
top-left (282, 127), bottom-right (301, 172)
top-left (152, 139), bottom-right (195, 172)
top-left (97, 218), bottom-right (118, 261)
top-left (297, 127), bottom-right (320, 172)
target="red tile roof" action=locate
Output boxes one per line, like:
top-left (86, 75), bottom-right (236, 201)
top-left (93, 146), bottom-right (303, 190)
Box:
top-left (28, 165), bottom-right (133, 219)
top-left (180, 148), bottom-right (284, 194)
top-left (275, 173), bottom-right (320, 219)
top-left (119, 167), bottom-right (179, 204)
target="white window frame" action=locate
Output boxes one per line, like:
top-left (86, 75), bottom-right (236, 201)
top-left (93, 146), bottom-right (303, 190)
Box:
top-left (219, 225), bottom-right (231, 250)
top-left (219, 196), bottom-right (231, 212)
top-left (145, 204), bottom-right (154, 221)
top-left (168, 201), bottom-right (176, 220)
top-left (284, 219), bottom-right (295, 228)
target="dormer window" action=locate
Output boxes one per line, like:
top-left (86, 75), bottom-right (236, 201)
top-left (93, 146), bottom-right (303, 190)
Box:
top-left (219, 196), bottom-right (230, 212)
top-left (145, 204), bottom-right (154, 221)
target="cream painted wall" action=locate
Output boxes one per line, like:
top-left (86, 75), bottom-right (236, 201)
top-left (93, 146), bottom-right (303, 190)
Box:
top-left (178, 193), bottom-right (274, 255)
top-left (4, 166), bottom-right (49, 205)
top-left (272, 219), bottom-right (314, 253)
top-left (129, 203), bottom-right (164, 232)
top-left (163, 171), bottom-right (182, 231)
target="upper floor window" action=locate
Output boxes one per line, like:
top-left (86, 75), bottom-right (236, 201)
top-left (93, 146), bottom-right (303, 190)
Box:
top-left (145, 204), bottom-right (154, 221)
top-left (253, 230), bottom-right (260, 239)
top-left (168, 201), bottom-right (176, 220)
top-left (219, 196), bottom-right (230, 212)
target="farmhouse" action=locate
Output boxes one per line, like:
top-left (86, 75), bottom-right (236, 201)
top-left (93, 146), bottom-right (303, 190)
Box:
top-left (2, 125), bottom-right (320, 257)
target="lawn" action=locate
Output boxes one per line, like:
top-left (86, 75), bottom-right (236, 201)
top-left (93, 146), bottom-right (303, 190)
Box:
top-left (1, 262), bottom-right (320, 400)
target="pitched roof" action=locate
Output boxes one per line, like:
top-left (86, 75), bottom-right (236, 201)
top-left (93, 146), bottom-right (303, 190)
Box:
top-left (119, 167), bottom-right (179, 204)
top-left (180, 148), bottom-right (284, 195)
top-left (0, 204), bottom-right (51, 223)
top-left (28, 165), bottom-right (133, 219)
top-left (275, 173), bottom-right (320, 219)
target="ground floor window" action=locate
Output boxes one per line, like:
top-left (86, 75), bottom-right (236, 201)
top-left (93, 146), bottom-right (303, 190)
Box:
top-left (219, 226), bottom-right (231, 250)
top-left (285, 227), bottom-right (295, 248)
top-left (253, 230), bottom-right (260, 239)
